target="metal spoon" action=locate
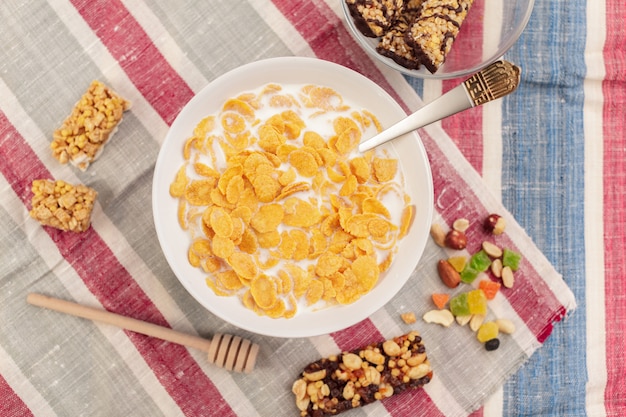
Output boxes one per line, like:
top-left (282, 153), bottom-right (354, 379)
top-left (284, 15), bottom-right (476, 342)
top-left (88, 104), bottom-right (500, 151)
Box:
top-left (358, 60), bottom-right (521, 152)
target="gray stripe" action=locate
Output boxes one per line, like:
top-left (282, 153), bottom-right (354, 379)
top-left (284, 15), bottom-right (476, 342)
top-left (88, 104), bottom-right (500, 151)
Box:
top-left (144, 0), bottom-right (293, 81)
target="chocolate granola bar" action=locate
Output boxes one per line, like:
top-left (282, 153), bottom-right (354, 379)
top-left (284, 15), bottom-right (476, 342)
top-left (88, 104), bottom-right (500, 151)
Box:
top-left (405, 0), bottom-right (475, 73)
top-left (376, 11), bottom-right (422, 70)
top-left (345, 0), bottom-right (405, 38)
top-left (292, 331), bottom-right (432, 416)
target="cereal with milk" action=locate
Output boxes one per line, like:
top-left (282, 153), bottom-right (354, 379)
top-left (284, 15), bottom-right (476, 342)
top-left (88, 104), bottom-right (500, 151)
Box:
top-left (170, 83), bottom-right (414, 318)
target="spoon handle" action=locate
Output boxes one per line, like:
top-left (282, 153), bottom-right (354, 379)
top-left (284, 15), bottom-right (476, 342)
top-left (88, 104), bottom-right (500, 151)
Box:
top-left (358, 60), bottom-right (521, 152)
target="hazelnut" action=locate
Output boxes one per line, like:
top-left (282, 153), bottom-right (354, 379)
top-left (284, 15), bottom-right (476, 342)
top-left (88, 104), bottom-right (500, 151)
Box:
top-left (444, 230), bottom-right (467, 250)
top-left (484, 214), bottom-right (506, 235)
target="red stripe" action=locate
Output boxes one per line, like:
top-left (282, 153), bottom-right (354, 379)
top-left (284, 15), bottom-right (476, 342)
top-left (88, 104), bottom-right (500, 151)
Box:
top-left (441, 0), bottom-right (485, 174)
top-left (270, 0), bottom-right (410, 113)
top-left (420, 127), bottom-right (567, 341)
top-left (331, 319), bottom-right (382, 351)
top-left (70, 0), bottom-right (194, 125)
top-left (0, 112), bottom-right (235, 416)
top-left (602, 1), bottom-right (626, 413)
top-left (0, 375), bottom-right (34, 417)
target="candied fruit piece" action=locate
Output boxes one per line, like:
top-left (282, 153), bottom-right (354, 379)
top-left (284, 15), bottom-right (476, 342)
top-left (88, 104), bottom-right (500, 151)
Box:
top-left (447, 256), bottom-right (467, 273)
top-left (478, 280), bottom-right (501, 300)
top-left (431, 293), bottom-right (450, 309)
top-left (477, 322), bottom-right (500, 343)
top-left (449, 292), bottom-right (470, 317)
top-left (467, 289), bottom-right (488, 315)
top-left (469, 250), bottom-right (491, 272)
top-left (460, 266), bottom-right (479, 284)
top-left (502, 248), bottom-right (522, 271)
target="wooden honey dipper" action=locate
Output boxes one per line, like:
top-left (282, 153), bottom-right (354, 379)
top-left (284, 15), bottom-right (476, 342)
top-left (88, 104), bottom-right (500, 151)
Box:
top-left (27, 293), bottom-right (259, 373)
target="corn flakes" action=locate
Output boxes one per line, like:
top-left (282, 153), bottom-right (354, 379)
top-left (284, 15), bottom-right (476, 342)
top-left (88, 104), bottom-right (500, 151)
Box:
top-left (171, 83), bottom-right (413, 319)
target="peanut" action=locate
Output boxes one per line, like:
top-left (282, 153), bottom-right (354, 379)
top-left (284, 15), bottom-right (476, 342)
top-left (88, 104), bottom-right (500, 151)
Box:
top-left (452, 218), bottom-right (470, 232)
top-left (495, 318), bottom-right (516, 334)
top-left (491, 258), bottom-right (503, 278)
top-left (482, 241), bottom-right (503, 258)
top-left (502, 266), bottom-right (515, 288)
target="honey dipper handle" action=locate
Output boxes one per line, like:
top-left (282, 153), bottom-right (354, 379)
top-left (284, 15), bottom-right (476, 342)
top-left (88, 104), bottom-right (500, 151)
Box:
top-left (27, 293), bottom-right (258, 373)
top-left (27, 293), bottom-right (213, 350)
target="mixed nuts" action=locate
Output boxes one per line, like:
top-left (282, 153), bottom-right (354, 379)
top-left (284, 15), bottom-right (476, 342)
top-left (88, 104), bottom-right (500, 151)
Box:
top-left (422, 213), bottom-right (523, 351)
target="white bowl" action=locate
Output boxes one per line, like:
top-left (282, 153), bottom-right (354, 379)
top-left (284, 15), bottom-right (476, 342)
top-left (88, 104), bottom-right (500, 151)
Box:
top-left (341, 0), bottom-right (535, 79)
top-left (152, 57), bottom-right (433, 338)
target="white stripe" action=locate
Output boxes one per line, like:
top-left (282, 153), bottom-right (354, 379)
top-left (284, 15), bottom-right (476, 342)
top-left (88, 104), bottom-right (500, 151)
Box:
top-left (0, 344), bottom-right (58, 416)
top-left (583, 0), bottom-right (608, 414)
top-left (0, 75), bottom-right (259, 417)
top-left (308, 334), bottom-right (341, 359)
top-left (480, 3), bottom-right (504, 413)
top-left (47, 0), bottom-right (169, 144)
top-left (481, 99), bottom-right (503, 200)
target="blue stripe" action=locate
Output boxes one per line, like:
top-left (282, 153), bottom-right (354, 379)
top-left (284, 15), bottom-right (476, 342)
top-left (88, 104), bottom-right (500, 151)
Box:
top-left (501, 0), bottom-right (588, 415)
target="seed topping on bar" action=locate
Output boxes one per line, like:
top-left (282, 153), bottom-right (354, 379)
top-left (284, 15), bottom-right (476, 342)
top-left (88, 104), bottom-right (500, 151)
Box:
top-left (29, 179), bottom-right (97, 233)
top-left (292, 331), bottom-right (432, 416)
top-left (51, 80), bottom-right (131, 171)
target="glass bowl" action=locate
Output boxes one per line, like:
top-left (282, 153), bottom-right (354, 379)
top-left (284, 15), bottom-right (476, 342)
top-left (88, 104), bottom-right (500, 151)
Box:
top-left (341, 0), bottom-right (535, 79)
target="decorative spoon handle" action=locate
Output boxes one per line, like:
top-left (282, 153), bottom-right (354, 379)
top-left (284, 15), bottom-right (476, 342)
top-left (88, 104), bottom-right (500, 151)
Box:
top-left (358, 60), bottom-right (521, 152)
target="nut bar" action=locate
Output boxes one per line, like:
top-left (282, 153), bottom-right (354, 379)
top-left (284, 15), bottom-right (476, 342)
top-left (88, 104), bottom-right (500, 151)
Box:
top-left (292, 331), bottom-right (432, 416)
top-left (405, 0), bottom-right (474, 73)
top-left (376, 11), bottom-right (422, 70)
top-left (29, 179), bottom-right (97, 232)
top-left (51, 80), bottom-right (131, 171)
top-left (345, 0), bottom-right (405, 38)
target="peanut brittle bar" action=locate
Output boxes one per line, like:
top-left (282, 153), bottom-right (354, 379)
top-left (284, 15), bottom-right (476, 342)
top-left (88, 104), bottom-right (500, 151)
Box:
top-left (29, 179), bottom-right (97, 232)
top-left (51, 80), bottom-right (131, 171)
top-left (405, 0), bottom-right (474, 73)
top-left (345, 0), bottom-right (405, 38)
top-left (292, 331), bottom-right (432, 416)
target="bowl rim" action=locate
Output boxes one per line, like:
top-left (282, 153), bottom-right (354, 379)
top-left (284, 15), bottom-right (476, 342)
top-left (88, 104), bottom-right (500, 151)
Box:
top-left (152, 56), bottom-right (434, 337)
top-left (341, 0), bottom-right (536, 79)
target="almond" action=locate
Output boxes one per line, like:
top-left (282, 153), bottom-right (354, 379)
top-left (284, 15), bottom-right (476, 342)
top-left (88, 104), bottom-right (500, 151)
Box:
top-left (437, 259), bottom-right (461, 288)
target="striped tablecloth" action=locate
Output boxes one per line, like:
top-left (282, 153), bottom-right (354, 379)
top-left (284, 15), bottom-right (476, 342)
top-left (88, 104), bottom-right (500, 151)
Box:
top-left (0, 1), bottom-right (623, 416)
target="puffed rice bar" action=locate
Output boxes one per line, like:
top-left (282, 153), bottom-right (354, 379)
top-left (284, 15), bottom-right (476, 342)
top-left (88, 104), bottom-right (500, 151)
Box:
top-left (345, 0), bottom-right (405, 38)
top-left (405, 0), bottom-right (474, 73)
top-left (29, 179), bottom-right (97, 232)
top-left (292, 331), bottom-right (432, 416)
top-left (51, 80), bottom-right (131, 171)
